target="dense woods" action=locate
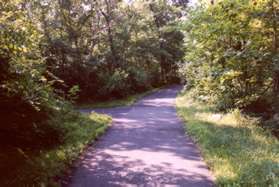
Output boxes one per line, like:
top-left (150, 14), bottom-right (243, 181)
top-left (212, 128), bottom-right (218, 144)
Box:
top-left (0, 0), bottom-right (186, 185)
top-left (177, 2), bottom-right (279, 185)
top-left (0, 0), bottom-right (185, 146)
top-left (36, 0), bottom-right (186, 100)
top-left (0, 0), bottom-right (278, 185)
top-left (181, 0), bottom-right (279, 134)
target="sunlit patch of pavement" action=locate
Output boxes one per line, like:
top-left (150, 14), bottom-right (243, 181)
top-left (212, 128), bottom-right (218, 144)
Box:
top-left (67, 86), bottom-right (215, 187)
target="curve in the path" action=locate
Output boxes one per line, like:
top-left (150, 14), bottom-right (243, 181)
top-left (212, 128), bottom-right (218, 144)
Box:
top-left (68, 86), bottom-right (214, 187)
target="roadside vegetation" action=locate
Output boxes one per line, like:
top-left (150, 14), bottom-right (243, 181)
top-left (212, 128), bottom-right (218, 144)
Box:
top-left (0, 111), bottom-right (111, 186)
top-left (0, 0), bottom-right (185, 185)
top-left (176, 91), bottom-right (279, 186)
top-left (180, 0), bottom-right (279, 135)
top-left (177, 0), bottom-right (279, 185)
top-left (77, 87), bottom-right (161, 109)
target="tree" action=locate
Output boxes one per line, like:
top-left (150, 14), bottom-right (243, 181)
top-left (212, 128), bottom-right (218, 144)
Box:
top-left (33, 0), bottom-right (186, 101)
top-left (182, 0), bottom-right (277, 114)
top-left (149, 0), bottom-right (185, 83)
top-left (0, 0), bottom-right (62, 146)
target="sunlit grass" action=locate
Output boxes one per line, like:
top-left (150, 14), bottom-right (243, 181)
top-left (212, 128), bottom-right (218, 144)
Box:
top-left (176, 91), bottom-right (279, 186)
top-left (1, 112), bottom-right (112, 186)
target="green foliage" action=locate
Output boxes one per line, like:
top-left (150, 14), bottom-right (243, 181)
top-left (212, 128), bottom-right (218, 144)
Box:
top-left (1, 112), bottom-right (111, 186)
top-left (36, 0), bottom-right (185, 101)
top-left (0, 0), bottom-right (64, 147)
top-left (99, 68), bottom-right (130, 97)
top-left (0, 0), bottom-right (185, 146)
top-left (0, 0), bottom-right (185, 184)
top-left (77, 87), bottom-right (160, 109)
top-left (0, 2), bottom-right (112, 185)
top-left (176, 91), bottom-right (279, 186)
top-left (67, 85), bottom-right (80, 102)
top-left (178, 1), bottom-right (279, 183)
top-left (182, 0), bottom-right (278, 113)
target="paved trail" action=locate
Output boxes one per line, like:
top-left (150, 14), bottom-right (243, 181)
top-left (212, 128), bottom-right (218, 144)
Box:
top-left (68, 86), bottom-right (214, 187)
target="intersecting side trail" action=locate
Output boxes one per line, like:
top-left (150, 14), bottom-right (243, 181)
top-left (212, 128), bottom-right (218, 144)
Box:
top-left (67, 86), bottom-right (214, 187)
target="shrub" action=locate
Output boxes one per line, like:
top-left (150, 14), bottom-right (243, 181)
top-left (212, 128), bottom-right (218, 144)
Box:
top-left (182, 0), bottom-right (278, 114)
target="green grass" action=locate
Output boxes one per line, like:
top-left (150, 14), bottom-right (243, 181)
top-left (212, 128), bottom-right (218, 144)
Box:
top-left (176, 91), bottom-right (279, 186)
top-left (76, 88), bottom-right (160, 109)
top-left (0, 111), bottom-right (111, 186)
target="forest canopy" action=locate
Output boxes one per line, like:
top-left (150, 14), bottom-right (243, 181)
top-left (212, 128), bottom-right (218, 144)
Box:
top-left (181, 0), bottom-right (278, 127)
top-left (0, 0), bottom-right (186, 153)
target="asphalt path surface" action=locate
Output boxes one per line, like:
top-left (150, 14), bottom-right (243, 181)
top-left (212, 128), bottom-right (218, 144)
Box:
top-left (67, 86), bottom-right (214, 187)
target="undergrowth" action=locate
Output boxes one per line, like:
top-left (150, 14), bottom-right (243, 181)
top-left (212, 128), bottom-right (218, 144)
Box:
top-left (76, 87), bottom-right (160, 109)
top-left (176, 91), bottom-right (279, 186)
top-left (0, 111), bottom-right (111, 186)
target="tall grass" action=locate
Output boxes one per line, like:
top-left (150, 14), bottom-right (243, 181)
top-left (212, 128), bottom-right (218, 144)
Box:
top-left (176, 91), bottom-right (279, 186)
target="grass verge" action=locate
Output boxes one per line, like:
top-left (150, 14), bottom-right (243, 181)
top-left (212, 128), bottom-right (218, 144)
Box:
top-left (176, 91), bottom-right (279, 186)
top-left (76, 88), bottom-right (161, 109)
top-left (0, 111), bottom-right (111, 186)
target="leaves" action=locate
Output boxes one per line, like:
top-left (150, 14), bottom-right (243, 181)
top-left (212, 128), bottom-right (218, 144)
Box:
top-left (182, 0), bottom-right (278, 112)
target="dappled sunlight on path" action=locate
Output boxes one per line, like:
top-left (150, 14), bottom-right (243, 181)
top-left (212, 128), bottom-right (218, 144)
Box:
top-left (67, 86), bottom-right (214, 186)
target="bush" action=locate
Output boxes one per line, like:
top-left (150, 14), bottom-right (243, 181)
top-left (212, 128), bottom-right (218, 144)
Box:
top-left (127, 66), bottom-right (151, 91)
top-left (0, 0), bottom-right (65, 148)
top-left (0, 111), bottom-right (111, 186)
top-left (182, 0), bottom-right (278, 114)
top-left (98, 68), bottom-right (130, 98)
